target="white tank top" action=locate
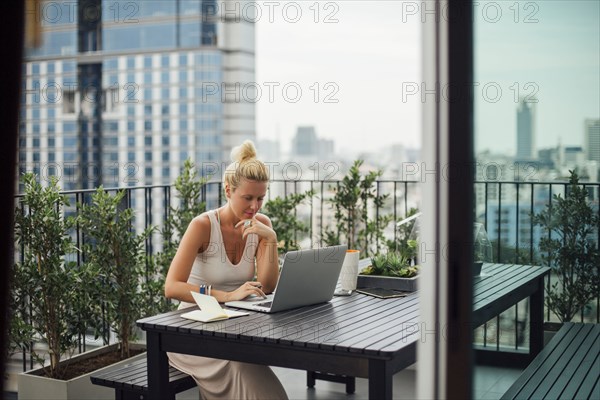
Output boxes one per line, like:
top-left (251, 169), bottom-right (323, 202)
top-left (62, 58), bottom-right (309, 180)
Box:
top-left (179, 210), bottom-right (258, 309)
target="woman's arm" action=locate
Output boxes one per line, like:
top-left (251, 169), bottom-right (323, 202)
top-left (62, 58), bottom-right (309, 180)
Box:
top-left (164, 215), bottom-right (210, 304)
top-left (165, 213), bottom-right (268, 303)
top-left (246, 213), bottom-right (279, 293)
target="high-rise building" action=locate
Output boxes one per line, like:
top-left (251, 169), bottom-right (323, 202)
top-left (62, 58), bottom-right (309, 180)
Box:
top-left (19, 0), bottom-right (255, 191)
top-left (516, 98), bottom-right (536, 160)
top-left (584, 118), bottom-right (600, 163)
top-left (563, 146), bottom-right (585, 166)
top-left (292, 126), bottom-right (318, 156)
top-left (291, 126), bottom-right (334, 161)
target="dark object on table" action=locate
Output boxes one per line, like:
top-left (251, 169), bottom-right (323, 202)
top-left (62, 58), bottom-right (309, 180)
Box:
top-left (356, 288), bottom-right (410, 299)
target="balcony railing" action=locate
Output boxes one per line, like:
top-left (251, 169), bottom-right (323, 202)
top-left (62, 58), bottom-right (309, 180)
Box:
top-left (11, 178), bottom-right (600, 372)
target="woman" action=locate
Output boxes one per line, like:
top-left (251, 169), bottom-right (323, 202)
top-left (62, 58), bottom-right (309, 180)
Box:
top-left (165, 140), bottom-right (288, 399)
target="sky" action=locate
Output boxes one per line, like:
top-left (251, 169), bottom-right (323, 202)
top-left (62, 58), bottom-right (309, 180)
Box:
top-left (255, 1), bottom-right (421, 156)
top-left (474, 0), bottom-right (600, 155)
top-left (255, 1), bottom-right (599, 158)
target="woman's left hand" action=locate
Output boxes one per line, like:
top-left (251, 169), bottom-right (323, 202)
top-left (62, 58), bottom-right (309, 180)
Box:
top-left (235, 218), bottom-right (277, 242)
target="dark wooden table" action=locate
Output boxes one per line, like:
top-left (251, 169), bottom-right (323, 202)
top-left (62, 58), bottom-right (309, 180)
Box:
top-left (138, 263), bottom-right (549, 400)
top-left (472, 263), bottom-right (550, 366)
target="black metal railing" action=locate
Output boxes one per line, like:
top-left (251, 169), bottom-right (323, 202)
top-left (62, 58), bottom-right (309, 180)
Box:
top-left (10, 178), bottom-right (600, 371)
top-left (473, 180), bottom-right (599, 352)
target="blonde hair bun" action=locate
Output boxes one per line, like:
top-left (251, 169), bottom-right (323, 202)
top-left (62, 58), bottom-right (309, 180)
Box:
top-left (223, 139), bottom-right (268, 192)
top-left (230, 140), bottom-right (257, 163)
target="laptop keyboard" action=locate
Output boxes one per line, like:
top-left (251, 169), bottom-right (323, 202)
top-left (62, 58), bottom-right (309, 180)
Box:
top-left (255, 301), bottom-right (272, 308)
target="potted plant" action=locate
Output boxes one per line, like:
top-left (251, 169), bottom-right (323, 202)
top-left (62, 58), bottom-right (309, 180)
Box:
top-left (532, 170), bottom-right (600, 331)
top-left (12, 174), bottom-right (137, 399)
top-left (323, 160), bottom-right (392, 256)
top-left (11, 174), bottom-right (91, 380)
top-left (78, 187), bottom-right (153, 359)
top-left (11, 165), bottom-right (206, 399)
top-left (354, 209), bottom-right (421, 291)
top-left (358, 248), bottom-right (420, 291)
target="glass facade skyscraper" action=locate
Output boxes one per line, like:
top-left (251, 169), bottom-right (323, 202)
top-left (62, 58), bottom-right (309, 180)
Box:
top-left (20, 0), bottom-right (255, 191)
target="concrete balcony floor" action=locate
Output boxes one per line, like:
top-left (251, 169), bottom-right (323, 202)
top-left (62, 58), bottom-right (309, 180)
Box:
top-left (4, 364), bottom-right (523, 400)
top-left (1, 364), bottom-right (518, 400)
top-left (282, 365), bottom-right (524, 400)
top-left (171, 364), bottom-right (522, 399)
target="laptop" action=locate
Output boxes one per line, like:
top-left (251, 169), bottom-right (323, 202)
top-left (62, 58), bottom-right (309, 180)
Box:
top-left (225, 245), bottom-right (348, 313)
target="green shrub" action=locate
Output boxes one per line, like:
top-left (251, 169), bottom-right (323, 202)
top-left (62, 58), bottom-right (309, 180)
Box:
top-left (324, 160), bottom-right (392, 255)
top-left (533, 170), bottom-right (600, 323)
top-left (12, 173), bottom-right (93, 378)
top-left (79, 188), bottom-right (152, 359)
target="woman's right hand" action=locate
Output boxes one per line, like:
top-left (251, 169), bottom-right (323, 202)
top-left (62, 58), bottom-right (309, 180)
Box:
top-left (227, 281), bottom-right (266, 301)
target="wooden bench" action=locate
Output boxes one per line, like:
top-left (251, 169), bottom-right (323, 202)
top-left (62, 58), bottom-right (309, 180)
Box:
top-left (501, 322), bottom-right (600, 400)
top-left (90, 355), bottom-right (196, 400)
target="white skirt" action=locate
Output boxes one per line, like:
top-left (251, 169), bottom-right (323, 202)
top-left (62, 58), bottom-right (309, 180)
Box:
top-left (167, 352), bottom-right (289, 400)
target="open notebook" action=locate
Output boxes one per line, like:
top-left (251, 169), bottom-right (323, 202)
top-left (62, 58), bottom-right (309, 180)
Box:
top-left (181, 291), bottom-right (249, 323)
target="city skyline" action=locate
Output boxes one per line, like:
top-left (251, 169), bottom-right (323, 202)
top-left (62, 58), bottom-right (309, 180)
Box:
top-left (18, 1), bottom-right (599, 182)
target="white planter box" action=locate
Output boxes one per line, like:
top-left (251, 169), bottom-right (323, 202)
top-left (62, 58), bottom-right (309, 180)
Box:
top-left (18, 343), bottom-right (146, 400)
